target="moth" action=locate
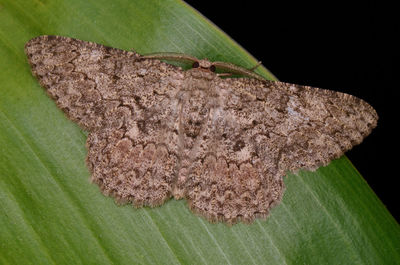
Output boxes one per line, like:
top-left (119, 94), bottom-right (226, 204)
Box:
top-left (25, 35), bottom-right (378, 224)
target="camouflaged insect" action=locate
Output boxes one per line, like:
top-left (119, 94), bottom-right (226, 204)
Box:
top-left (25, 35), bottom-right (378, 224)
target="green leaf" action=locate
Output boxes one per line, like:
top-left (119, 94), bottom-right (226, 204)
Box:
top-left (0, 0), bottom-right (399, 264)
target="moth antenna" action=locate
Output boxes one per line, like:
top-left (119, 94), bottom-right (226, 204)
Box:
top-left (249, 61), bottom-right (262, 71)
top-left (212, 61), bottom-right (266, 81)
top-left (142, 52), bottom-right (199, 64)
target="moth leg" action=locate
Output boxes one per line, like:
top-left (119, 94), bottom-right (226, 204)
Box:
top-left (216, 72), bottom-right (234, 78)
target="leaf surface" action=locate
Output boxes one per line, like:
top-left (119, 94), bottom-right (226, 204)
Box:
top-left (0, 0), bottom-right (399, 264)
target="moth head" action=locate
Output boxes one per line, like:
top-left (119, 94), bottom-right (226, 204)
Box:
top-left (192, 59), bottom-right (216, 73)
top-left (188, 59), bottom-right (217, 81)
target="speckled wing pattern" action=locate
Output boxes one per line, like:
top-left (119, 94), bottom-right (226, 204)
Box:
top-left (25, 36), bottom-right (378, 224)
top-left (179, 77), bottom-right (377, 223)
top-left (25, 36), bottom-right (184, 207)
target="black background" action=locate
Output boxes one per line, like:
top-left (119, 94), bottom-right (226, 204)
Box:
top-left (185, 1), bottom-right (398, 222)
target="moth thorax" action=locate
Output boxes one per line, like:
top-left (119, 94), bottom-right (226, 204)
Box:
top-left (185, 69), bottom-right (215, 89)
top-left (181, 91), bottom-right (209, 139)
